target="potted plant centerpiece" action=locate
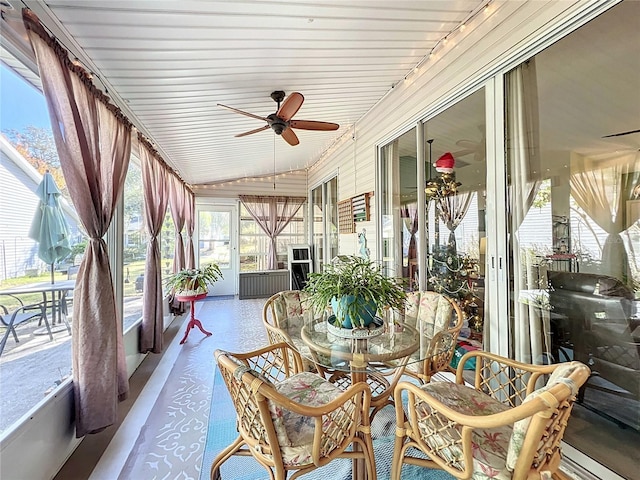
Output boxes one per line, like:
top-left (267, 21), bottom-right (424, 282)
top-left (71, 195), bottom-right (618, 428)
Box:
top-left (303, 255), bottom-right (406, 333)
top-left (164, 263), bottom-right (223, 299)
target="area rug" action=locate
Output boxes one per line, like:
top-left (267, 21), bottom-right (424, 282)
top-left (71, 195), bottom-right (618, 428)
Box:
top-left (200, 369), bottom-right (455, 480)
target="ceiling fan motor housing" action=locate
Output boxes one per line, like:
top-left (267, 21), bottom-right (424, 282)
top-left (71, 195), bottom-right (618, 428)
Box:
top-left (267, 113), bottom-right (288, 135)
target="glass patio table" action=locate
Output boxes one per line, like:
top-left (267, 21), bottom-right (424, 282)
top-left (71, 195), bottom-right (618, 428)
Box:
top-left (279, 314), bottom-right (453, 376)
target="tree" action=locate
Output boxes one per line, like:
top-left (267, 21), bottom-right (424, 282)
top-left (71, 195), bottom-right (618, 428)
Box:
top-left (4, 126), bottom-right (68, 197)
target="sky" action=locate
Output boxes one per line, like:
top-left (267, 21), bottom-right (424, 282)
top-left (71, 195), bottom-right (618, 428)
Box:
top-left (0, 63), bottom-right (51, 134)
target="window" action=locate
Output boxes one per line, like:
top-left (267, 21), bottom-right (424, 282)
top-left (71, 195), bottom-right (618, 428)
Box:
top-left (0, 63), bottom-right (76, 433)
top-left (121, 160), bottom-right (147, 329)
top-left (311, 177), bottom-right (337, 272)
top-left (239, 203), bottom-right (305, 271)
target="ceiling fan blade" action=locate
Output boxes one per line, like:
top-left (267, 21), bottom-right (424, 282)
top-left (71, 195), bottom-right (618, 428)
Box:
top-left (290, 120), bottom-right (340, 131)
top-left (235, 125), bottom-right (270, 138)
top-left (218, 103), bottom-right (268, 122)
top-left (277, 92), bottom-right (304, 121)
top-left (452, 148), bottom-right (475, 158)
top-left (602, 129), bottom-right (640, 138)
top-left (281, 128), bottom-right (300, 146)
top-left (456, 139), bottom-right (480, 149)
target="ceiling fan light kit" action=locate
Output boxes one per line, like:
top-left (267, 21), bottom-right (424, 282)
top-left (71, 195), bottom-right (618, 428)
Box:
top-left (218, 91), bottom-right (339, 146)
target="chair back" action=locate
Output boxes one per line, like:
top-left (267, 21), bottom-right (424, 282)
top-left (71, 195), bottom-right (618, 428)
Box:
top-left (402, 291), bottom-right (464, 382)
top-left (263, 290), bottom-right (311, 328)
top-left (507, 360), bottom-right (590, 476)
top-left (404, 291), bottom-right (463, 337)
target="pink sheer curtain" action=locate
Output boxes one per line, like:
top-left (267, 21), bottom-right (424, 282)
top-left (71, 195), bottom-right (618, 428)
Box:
top-left (24, 10), bottom-right (130, 437)
top-left (169, 175), bottom-right (188, 274)
top-left (438, 191), bottom-right (474, 250)
top-left (168, 175), bottom-right (190, 314)
top-left (139, 136), bottom-right (169, 353)
top-left (185, 190), bottom-right (196, 269)
top-left (239, 195), bottom-right (306, 269)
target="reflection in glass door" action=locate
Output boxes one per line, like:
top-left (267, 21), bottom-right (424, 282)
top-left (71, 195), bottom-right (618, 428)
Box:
top-left (505, 3), bottom-right (639, 477)
top-left (422, 89), bottom-right (486, 343)
top-left (197, 205), bottom-right (236, 295)
top-left (380, 128), bottom-right (417, 284)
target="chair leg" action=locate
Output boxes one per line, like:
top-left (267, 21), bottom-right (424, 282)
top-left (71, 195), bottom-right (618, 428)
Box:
top-left (362, 434), bottom-right (377, 479)
top-left (39, 312), bottom-right (54, 341)
top-left (390, 434), bottom-right (405, 480)
top-left (0, 328), bottom-right (12, 356)
top-left (210, 435), bottom-right (244, 480)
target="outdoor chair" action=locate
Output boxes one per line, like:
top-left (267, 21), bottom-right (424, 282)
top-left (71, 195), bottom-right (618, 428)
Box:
top-left (0, 294), bottom-right (48, 356)
top-left (211, 342), bottom-right (376, 480)
top-left (392, 351), bottom-right (590, 480)
top-left (401, 291), bottom-right (464, 383)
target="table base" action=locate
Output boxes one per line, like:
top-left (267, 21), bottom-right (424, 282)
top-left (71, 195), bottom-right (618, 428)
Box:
top-left (179, 295), bottom-right (212, 344)
top-left (180, 317), bottom-right (212, 344)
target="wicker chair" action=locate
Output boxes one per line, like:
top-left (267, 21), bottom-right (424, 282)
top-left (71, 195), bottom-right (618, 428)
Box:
top-left (262, 290), bottom-right (321, 372)
top-left (211, 342), bottom-right (376, 480)
top-left (392, 351), bottom-right (590, 480)
top-left (402, 291), bottom-right (464, 383)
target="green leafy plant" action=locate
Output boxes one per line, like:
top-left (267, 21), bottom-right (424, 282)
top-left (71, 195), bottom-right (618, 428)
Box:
top-left (303, 255), bottom-right (406, 328)
top-left (163, 263), bottom-right (223, 296)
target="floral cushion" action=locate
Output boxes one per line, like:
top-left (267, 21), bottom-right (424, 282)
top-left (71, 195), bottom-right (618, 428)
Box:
top-left (267, 371), bottom-right (343, 466)
top-left (272, 291), bottom-right (308, 326)
top-left (505, 362), bottom-right (581, 471)
top-left (405, 292), bottom-right (453, 336)
top-left (417, 382), bottom-right (514, 479)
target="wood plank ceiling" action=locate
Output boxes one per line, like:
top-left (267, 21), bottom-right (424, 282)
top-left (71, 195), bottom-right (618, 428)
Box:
top-left (12, 0), bottom-right (487, 186)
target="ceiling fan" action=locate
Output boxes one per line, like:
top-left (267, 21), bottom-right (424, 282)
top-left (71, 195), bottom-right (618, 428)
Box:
top-left (217, 91), bottom-right (339, 146)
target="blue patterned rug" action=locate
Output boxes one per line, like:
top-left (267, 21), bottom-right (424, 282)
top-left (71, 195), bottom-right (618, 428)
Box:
top-left (200, 370), bottom-right (455, 480)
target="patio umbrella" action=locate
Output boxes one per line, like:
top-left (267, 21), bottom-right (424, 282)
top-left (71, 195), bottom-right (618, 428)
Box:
top-left (28, 170), bottom-right (72, 284)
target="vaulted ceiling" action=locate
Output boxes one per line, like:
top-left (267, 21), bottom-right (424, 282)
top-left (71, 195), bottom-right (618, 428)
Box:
top-left (2, 0), bottom-right (488, 186)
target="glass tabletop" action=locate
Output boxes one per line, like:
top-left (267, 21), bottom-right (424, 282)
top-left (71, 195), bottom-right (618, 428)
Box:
top-left (278, 314), bottom-right (454, 373)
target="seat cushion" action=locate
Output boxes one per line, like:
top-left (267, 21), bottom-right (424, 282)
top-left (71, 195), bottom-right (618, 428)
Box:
top-left (417, 382), bottom-right (514, 479)
top-left (268, 371), bottom-right (343, 466)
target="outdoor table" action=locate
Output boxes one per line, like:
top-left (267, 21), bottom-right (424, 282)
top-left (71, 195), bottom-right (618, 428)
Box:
top-left (0, 280), bottom-right (74, 337)
top-left (279, 313), bottom-right (453, 480)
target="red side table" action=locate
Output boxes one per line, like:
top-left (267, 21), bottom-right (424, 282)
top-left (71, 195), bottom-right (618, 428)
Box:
top-left (175, 293), bottom-right (212, 344)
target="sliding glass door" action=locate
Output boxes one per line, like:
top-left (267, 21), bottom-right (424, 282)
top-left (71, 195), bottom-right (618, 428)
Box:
top-left (505, 2), bottom-right (639, 477)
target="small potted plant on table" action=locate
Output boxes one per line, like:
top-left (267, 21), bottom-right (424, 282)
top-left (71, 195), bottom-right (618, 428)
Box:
top-left (164, 263), bottom-right (223, 344)
top-left (303, 255), bottom-right (406, 336)
top-left (164, 263), bottom-right (223, 300)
